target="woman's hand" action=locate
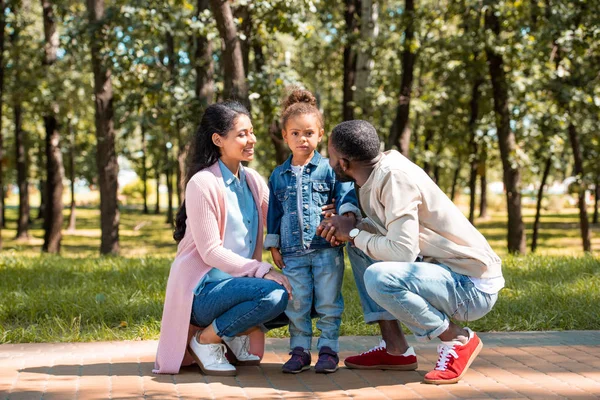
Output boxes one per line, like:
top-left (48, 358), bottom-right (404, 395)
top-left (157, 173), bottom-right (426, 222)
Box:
top-left (263, 270), bottom-right (293, 300)
top-left (270, 248), bottom-right (285, 269)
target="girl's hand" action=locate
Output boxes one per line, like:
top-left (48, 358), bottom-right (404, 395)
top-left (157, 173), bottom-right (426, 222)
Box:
top-left (270, 248), bottom-right (285, 269)
top-left (321, 200), bottom-right (336, 218)
top-left (263, 270), bottom-right (293, 299)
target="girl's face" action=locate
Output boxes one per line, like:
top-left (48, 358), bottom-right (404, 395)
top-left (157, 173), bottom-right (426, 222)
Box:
top-left (282, 113), bottom-right (324, 159)
top-left (214, 114), bottom-right (256, 163)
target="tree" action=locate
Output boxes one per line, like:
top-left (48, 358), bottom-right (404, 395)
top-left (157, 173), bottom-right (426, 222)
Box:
top-left (11, 4), bottom-right (30, 240)
top-left (484, 2), bottom-right (526, 254)
top-left (342, 0), bottom-right (359, 121)
top-left (87, 0), bottom-right (119, 255)
top-left (41, 0), bottom-right (64, 253)
top-left (387, 0), bottom-right (416, 157)
top-left (0, 0), bottom-right (6, 249)
top-left (209, 0), bottom-right (248, 107)
top-left (354, 0), bottom-right (378, 118)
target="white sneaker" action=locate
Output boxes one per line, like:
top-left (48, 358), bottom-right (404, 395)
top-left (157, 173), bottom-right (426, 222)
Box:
top-left (223, 335), bottom-right (261, 366)
top-left (188, 336), bottom-right (237, 376)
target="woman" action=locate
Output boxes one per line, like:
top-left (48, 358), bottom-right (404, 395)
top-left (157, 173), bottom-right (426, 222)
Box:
top-left (153, 102), bottom-right (292, 376)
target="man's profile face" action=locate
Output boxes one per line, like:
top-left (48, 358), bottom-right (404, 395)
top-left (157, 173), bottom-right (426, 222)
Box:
top-left (328, 140), bottom-right (354, 183)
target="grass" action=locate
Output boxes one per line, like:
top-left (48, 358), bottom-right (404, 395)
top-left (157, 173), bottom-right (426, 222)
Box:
top-left (0, 204), bottom-right (598, 343)
top-left (0, 254), bottom-right (598, 343)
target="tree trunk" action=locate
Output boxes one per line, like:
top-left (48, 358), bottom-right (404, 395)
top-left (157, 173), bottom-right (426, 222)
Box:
top-left (594, 174), bottom-right (599, 224)
top-left (209, 0), bottom-right (248, 108)
top-left (0, 0), bottom-right (5, 249)
top-left (87, 0), bottom-right (119, 255)
top-left (567, 123), bottom-right (591, 251)
top-left (387, 0), bottom-right (416, 157)
top-left (468, 77), bottom-right (483, 224)
top-left (37, 140), bottom-right (46, 220)
top-left (195, 0), bottom-right (214, 107)
top-left (15, 104), bottom-right (29, 239)
top-left (479, 148), bottom-right (488, 219)
top-left (42, 111), bottom-right (64, 253)
top-left (67, 121), bottom-right (76, 231)
top-left (235, 4), bottom-right (251, 77)
top-left (141, 122), bottom-right (148, 215)
top-left (354, 0), bottom-right (378, 117)
top-left (343, 0), bottom-right (359, 121)
top-left (269, 120), bottom-right (289, 165)
top-left (41, 0), bottom-right (64, 253)
top-left (485, 6), bottom-right (526, 254)
top-left (155, 166), bottom-right (161, 214)
top-left (531, 155), bottom-right (552, 253)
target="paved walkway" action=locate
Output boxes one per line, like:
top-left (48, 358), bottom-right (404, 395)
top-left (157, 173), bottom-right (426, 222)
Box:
top-left (1, 331), bottom-right (599, 399)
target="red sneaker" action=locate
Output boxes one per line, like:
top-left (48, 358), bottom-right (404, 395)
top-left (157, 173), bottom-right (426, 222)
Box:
top-left (423, 328), bottom-right (483, 384)
top-left (344, 340), bottom-right (418, 370)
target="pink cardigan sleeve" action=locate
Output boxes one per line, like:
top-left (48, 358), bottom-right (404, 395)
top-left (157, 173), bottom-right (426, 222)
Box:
top-left (185, 178), bottom-right (272, 278)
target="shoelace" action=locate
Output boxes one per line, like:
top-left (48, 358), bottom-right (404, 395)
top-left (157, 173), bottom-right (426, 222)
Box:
top-left (434, 344), bottom-right (458, 371)
top-left (237, 335), bottom-right (251, 358)
top-left (209, 343), bottom-right (229, 365)
top-left (360, 340), bottom-right (386, 355)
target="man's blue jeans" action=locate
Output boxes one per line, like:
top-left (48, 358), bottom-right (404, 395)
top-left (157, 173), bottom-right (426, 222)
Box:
top-left (282, 247), bottom-right (345, 352)
top-left (347, 245), bottom-right (498, 342)
top-left (191, 277), bottom-right (288, 338)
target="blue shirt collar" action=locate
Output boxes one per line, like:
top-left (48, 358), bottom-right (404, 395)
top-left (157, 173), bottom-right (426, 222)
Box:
top-left (280, 150), bottom-right (322, 175)
top-left (218, 159), bottom-right (246, 187)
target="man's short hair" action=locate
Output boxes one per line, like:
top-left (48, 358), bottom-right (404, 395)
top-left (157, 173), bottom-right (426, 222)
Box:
top-left (330, 120), bottom-right (380, 161)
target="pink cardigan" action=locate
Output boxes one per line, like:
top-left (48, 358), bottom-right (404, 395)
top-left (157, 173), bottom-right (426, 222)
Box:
top-left (153, 161), bottom-right (271, 374)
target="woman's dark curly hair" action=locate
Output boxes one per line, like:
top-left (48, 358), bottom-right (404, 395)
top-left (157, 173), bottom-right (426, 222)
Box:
top-left (173, 101), bottom-right (250, 242)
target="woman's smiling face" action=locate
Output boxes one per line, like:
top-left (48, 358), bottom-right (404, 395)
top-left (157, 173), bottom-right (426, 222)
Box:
top-left (217, 114), bottom-right (256, 164)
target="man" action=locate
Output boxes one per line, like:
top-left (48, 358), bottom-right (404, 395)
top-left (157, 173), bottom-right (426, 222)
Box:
top-left (318, 120), bottom-right (504, 384)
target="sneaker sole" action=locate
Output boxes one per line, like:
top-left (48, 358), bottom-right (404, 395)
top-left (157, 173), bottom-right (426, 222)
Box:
top-left (344, 361), bottom-right (418, 371)
top-left (423, 339), bottom-right (483, 385)
top-left (282, 365), bottom-right (311, 374)
top-left (315, 366), bottom-right (339, 374)
top-left (187, 345), bottom-right (237, 376)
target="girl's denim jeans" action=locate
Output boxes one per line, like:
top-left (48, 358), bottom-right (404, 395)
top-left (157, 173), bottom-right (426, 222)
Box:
top-left (347, 245), bottom-right (498, 342)
top-left (282, 247), bottom-right (345, 352)
top-left (191, 277), bottom-right (288, 338)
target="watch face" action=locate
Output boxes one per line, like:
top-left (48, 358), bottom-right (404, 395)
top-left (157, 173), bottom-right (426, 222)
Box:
top-left (350, 228), bottom-right (360, 239)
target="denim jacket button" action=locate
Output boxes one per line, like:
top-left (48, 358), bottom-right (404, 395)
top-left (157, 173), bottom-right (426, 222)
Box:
top-left (306, 168), bottom-right (310, 173)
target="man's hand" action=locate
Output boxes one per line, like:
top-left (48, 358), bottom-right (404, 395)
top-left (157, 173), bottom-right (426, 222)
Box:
top-left (270, 248), bottom-right (285, 269)
top-left (263, 270), bottom-right (293, 299)
top-left (317, 214), bottom-right (357, 245)
top-left (321, 200), bottom-right (336, 218)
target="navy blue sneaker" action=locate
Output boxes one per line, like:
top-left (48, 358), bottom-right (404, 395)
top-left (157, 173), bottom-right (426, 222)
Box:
top-left (315, 346), bottom-right (339, 373)
top-left (282, 347), bottom-right (311, 373)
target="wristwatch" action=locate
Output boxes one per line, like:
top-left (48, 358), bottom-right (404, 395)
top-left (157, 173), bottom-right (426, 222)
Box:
top-left (349, 228), bottom-right (361, 240)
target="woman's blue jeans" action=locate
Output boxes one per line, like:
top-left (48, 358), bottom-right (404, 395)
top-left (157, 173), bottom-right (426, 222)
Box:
top-left (191, 277), bottom-right (289, 338)
top-left (347, 245), bottom-right (498, 342)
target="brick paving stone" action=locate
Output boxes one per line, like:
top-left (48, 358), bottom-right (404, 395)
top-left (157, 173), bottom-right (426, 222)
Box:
top-left (2, 331), bottom-right (600, 399)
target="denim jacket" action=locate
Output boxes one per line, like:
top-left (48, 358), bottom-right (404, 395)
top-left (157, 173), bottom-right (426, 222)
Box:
top-left (265, 151), bottom-right (361, 256)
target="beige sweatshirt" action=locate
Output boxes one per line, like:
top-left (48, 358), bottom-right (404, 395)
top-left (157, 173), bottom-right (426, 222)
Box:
top-left (354, 150), bottom-right (502, 279)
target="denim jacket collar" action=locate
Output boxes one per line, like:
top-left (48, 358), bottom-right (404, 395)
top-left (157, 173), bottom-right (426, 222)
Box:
top-left (279, 151), bottom-right (323, 175)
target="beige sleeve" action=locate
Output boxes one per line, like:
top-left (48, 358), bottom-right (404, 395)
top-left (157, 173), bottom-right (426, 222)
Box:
top-left (353, 170), bottom-right (421, 262)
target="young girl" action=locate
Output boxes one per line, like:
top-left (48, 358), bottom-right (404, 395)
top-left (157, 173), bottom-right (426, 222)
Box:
top-left (265, 89), bottom-right (360, 374)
